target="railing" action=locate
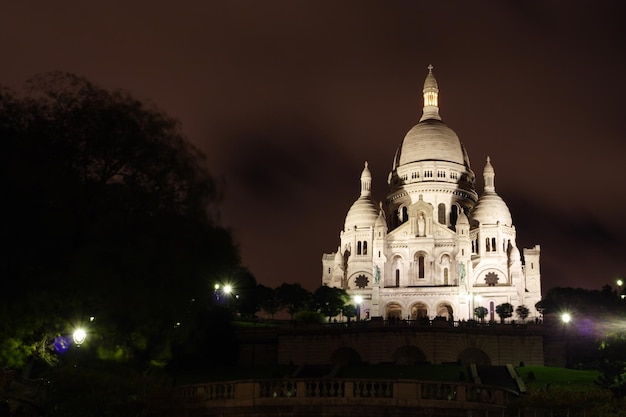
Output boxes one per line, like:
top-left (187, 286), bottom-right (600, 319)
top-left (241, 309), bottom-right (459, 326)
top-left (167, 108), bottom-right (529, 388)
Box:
top-left (175, 378), bottom-right (519, 413)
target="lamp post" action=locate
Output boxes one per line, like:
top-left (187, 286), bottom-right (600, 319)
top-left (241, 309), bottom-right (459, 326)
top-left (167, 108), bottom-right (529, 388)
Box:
top-left (617, 279), bottom-right (625, 299)
top-left (561, 312), bottom-right (572, 367)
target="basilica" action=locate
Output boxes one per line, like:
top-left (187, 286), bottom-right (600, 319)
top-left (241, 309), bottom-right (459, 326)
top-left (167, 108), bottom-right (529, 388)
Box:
top-left (322, 66), bottom-right (542, 322)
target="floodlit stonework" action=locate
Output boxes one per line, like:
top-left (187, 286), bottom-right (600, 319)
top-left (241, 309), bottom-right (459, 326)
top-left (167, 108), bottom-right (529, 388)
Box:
top-left (322, 66), bottom-right (542, 322)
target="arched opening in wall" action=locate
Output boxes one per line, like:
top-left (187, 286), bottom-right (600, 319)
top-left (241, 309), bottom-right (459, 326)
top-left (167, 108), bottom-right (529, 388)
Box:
top-left (415, 253), bottom-right (425, 279)
top-left (392, 256), bottom-right (402, 287)
top-left (393, 345), bottom-right (428, 365)
top-left (438, 203), bottom-right (446, 224)
top-left (357, 241), bottom-right (362, 255)
top-left (330, 347), bottom-right (362, 365)
top-left (443, 268), bottom-right (449, 285)
top-left (458, 348), bottom-right (491, 366)
top-left (490, 301), bottom-right (495, 322)
top-left (402, 206), bottom-right (409, 223)
top-left (410, 303), bottom-right (428, 320)
top-left (386, 303), bottom-right (403, 320)
top-left (451, 205), bottom-right (459, 229)
top-left (436, 303), bottom-right (453, 321)
top-left (363, 241), bottom-right (368, 255)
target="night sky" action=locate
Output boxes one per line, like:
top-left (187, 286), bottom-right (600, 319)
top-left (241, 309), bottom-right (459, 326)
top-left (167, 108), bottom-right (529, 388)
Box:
top-left (3, 1), bottom-right (625, 292)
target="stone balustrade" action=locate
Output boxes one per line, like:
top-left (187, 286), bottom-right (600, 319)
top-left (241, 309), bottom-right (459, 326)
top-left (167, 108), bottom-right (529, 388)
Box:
top-left (171, 378), bottom-right (518, 417)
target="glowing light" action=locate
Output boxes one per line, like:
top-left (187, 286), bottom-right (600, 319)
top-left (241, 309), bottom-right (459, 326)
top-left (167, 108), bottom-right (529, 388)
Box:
top-left (474, 295), bottom-right (483, 303)
top-left (73, 328), bottom-right (87, 345)
top-left (561, 313), bottom-right (572, 323)
top-left (618, 279), bottom-right (623, 287)
top-left (354, 295), bottom-right (363, 304)
top-left (214, 284), bottom-right (220, 290)
top-left (53, 336), bottom-right (71, 353)
top-left (223, 284), bottom-right (232, 294)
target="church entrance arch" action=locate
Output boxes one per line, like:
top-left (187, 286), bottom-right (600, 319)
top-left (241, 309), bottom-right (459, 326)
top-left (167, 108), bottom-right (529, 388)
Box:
top-left (436, 302), bottom-right (454, 321)
top-left (385, 303), bottom-right (403, 320)
top-left (410, 302), bottom-right (428, 320)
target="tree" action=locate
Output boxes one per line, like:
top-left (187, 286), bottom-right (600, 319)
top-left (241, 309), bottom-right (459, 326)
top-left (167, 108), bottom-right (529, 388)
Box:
top-left (276, 283), bottom-right (311, 320)
top-left (474, 306), bottom-right (488, 322)
top-left (535, 300), bottom-right (546, 317)
top-left (597, 331), bottom-right (626, 398)
top-left (495, 303), bottom-right (514, 323)
top-left (515, 305), bottom-right (530, 322)
top-left (342, 304), bottom-right (357, 323)
top-left (312, 286), bottom-right (348, 322)
top-left (0, 73), bottom-right (243, 373)
top-left (256, 284), bottom-right (281, 319)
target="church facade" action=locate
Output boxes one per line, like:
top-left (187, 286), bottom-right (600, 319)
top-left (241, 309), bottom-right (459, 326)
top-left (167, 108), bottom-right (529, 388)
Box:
top-left (322, 66), bottom-right (542, 322)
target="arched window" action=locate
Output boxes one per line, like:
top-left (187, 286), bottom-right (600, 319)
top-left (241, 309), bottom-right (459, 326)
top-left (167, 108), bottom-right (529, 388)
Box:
top-left (418, 256), bottom-right (425, 278)
top-left (471, 240), bottom-right (475, 253)
top-left (395, 269), bottom-right (400, 287)
top-left (438, 203), bottom-right (446, 224)
top-left (357, 241), bottom-right (362, 255)
top-left (402, 206), bottom-right (409, 223)
top-left (363, 241), bottom-right (368, 255)
top-left (486, 238), bottom-right (490, 252)
top-left (451, 205), bottom-right (459, 228)
top-left (491, 238), bottom-right (496, 252)
top-left (444, 268), bottom-right (449, 285)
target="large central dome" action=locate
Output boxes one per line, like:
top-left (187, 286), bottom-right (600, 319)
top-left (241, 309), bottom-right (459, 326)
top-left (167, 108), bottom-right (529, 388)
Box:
top-left (398, 119), bottom-right (469, 166)
top-left (393, 65), bottom-right (471, 170)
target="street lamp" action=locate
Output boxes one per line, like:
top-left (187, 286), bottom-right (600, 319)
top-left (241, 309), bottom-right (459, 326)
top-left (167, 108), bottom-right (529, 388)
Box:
top-left (617, 279), bottom-right (625, 299)
top-left (354, 295), bottom-right (363, 321)
top-left (561, 312), bottom-right (571, 324)
top-left (73, 328), bottom-right (87, 346)
top-left (561, 312), bottom-right (572, 367)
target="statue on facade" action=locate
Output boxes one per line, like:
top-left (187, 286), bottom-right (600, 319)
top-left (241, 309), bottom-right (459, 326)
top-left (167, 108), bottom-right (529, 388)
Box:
top-left (417, 213), bottom-right (425, 236)
top-left (374, 264), bottom-right (381, 284)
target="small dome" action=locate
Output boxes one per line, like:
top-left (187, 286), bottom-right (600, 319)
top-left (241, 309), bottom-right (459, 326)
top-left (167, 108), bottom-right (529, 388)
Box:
top-left (470, 157), bottom-right (512, 226)
top-left (334, 248), bottom-right (343, 265)
top-left (344, 198), bottom-right (378, 230)
top-left (456, 209), bottom-right (469, 226)
top-left (507, 243), bottom-right (521, 267)
top-left (344, 162), bottom-right (378, 230)
top-left (375, 210), bottom-right (387, 228)
top-left (471, 193), bottom-right (512, 226)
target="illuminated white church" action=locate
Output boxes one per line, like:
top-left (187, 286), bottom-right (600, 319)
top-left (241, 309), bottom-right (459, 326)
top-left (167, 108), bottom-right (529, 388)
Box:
top-left (322, 66), bottom-right (542, 322)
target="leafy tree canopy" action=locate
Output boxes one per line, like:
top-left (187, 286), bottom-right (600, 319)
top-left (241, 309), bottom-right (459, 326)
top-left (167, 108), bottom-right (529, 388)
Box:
top-left (0, 72), bottom-right (243, 372)
top-left (312, 286), bottom-right (349, 322)
top-left (495, 303), bottom-right (514, 323)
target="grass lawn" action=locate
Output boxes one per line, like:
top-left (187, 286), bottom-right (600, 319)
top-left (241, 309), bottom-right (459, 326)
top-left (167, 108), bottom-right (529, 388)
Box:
top-left (516, 366), bottom-right (601, 389)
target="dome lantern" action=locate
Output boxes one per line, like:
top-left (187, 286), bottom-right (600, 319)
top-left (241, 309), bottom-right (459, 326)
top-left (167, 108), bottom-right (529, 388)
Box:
top-left (420, 64), bottom-right (441, 122)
